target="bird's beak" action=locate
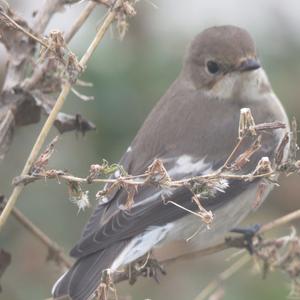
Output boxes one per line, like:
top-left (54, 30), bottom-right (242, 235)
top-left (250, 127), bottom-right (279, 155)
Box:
top-left (238, 58), bottom-right (261, 72)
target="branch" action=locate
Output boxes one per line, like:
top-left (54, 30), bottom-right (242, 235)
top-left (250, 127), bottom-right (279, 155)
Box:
top-left (0, 9), bottom-right (48, 47)
top-left (10, 118), bottom-right (293, 221)
top-left (0, 1), bottom-right (98, 160)
top-left (194, 226), bottom-right (300, 300)
top-left (0, 194), bottom-right (71, 268)
top-left (64, 1), bottom-right (97, 43)
top-left (11, 207), bottom-right (72, 268)
top-left (259, 209), bottom-right (300, 234)
top-left (32, 0), bottom-right (83, 35)
top-left (108, 207), bottom-right (300, 300)
top-left (22, 0), bottom-right (98, 91)
top-left (0, 0), bottom-right (134, 230)
top-left (194, 255), bottom-right (251, 300)
top-left (162, 208), bottom-right (300, 267)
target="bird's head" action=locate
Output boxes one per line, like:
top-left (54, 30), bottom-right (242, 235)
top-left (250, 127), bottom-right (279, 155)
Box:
top-left (182, 25), bottom-right (271, 100)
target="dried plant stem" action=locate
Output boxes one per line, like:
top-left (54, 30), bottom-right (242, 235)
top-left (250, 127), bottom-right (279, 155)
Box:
top-left (0, 83), bottom-right (71, 230)
top-left (111, 208), bottom-right (300, 288)
top-left (12, 168), bottom-right (275, 188)
top-left (163, 243), bottom-right (229, 266)
top-left (163, 209), bottom-right (300, 267)
top-left (190, 210), bottom-right (300, 300)
top-left (194, 255), bottom-right (251, 300)
top-left (78, 1), bottom-right (121, 69)
top-left (11, 207), bottom-right (72, 268)
top-left (259, 209), bottom-right (300, 234)
top-left (22, 1), bottom-right (98, 91)
top-left (0, 0), bottom-right (123, 231)
top-left (64, 1), bottom-right (97, 43)
top-left (32, 0), bottom-right (62, 34)
top-left (0, 10), bottom-right (49, 47)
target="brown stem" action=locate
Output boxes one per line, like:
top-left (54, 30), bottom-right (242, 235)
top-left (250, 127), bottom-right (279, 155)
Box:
top-left (194, 255), bottom-right (251, 300)
top-left (111, 208), bottom-right (300, 286)
top-left (64, 1), bottom-right (97, 43)
top-left (0, 10), bottom-right (49, 47)
top-left (0, 0), bottom-right (125, 231)
top-left (32, 0), bottom-right (64, 35)
top-left (11, 207), bottom-right (72, 268)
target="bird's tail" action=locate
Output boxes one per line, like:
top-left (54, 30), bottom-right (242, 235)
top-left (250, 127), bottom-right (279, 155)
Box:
top-left (52, 241), bottom-right (127, 300)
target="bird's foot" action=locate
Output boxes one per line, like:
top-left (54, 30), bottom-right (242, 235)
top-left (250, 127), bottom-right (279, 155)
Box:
top-left (128, 256), bottom-right (166, 285)
top-left (226, 224), bottom-right (261, 254)
top-left (139, 258), bottom-right (166, 283)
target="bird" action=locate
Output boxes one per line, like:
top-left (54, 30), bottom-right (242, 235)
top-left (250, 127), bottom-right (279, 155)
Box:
top-left (52, 25), bottom-right (290, 300)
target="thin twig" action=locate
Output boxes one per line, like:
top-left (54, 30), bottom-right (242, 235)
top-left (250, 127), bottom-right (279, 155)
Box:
top-left (32, 0), bottom-right (64, 35)
top-left (102, 207), bottom-right (300, 290)
top-left (259, 209), bottom-right (300, 234)
top-left (190, 211), bottom-right (300, 300)
top-left (78, 0), bottom-right (121, 69)
top-left (0, 0), bottom-right (125, 231)
top-left (22, 1), bottom-right (98, 91)
top-left (194, 255), bottom-right (251, 300)
top-left (163, 209), bottom-right (300, 267)
top-left (0, 10), bottom-right (49, 47)
top-left (112, 209), bottom-right (300, 295)
top-left (11, 207), bottom-right (72, 268)
top-left (11, 166), bottom-right (276, 188)
top-left (64, 1), bottom-right (97, 43)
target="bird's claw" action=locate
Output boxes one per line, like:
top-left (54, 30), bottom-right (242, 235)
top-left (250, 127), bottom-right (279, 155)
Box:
top-left (140, 258), bottom-right (166, 283)
top-left (128, 257), bottom-right (166, 285)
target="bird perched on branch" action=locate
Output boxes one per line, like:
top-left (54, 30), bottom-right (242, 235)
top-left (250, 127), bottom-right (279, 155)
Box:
top-left (52, 25), bottom-right (290, 300)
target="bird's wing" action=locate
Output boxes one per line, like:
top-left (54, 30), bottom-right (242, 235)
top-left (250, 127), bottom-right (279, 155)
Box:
top-left (70, 149), bottom-right (252, 258)
top-left (70, 84), bottom-right (284, 259)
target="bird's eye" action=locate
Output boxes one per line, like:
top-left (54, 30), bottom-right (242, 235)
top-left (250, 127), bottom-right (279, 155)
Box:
top-left (206, 61), bottom-right (220, 74)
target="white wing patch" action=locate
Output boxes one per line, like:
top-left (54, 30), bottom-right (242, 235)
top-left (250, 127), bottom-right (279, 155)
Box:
top-left (126, 146), bottom-right (132, 153)
top-left (110, 224), bottom-right (174, 271)
top-left (168, 155), bottom-right (212, 178)
top-left (109, 155), bottom-right (220, 271)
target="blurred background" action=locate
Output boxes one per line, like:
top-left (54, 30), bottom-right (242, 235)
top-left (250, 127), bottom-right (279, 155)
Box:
top-left (0, 0), bottom-right (300, 299)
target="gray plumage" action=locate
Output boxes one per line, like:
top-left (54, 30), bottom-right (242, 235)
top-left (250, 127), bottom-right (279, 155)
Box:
top-left (52, 25), bottom-right (289, 300)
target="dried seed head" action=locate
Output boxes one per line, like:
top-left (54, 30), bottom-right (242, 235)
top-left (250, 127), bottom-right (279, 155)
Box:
top-left (123, 1), bottom-right (137, 16)
top-left (30, 136), bottom-right (59, 175)
top-left (239, 107), bottom-right (256, 139)
top-left (65, 52), bottom-right (82, 84)
top-left (252, 157), bottom-right (273, 177)
top-left (67, 181), bottom-right (90, 212)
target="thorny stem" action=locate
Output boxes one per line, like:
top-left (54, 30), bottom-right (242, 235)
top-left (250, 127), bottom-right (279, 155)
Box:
top-left (0, 0), bottom-right (125, 231)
